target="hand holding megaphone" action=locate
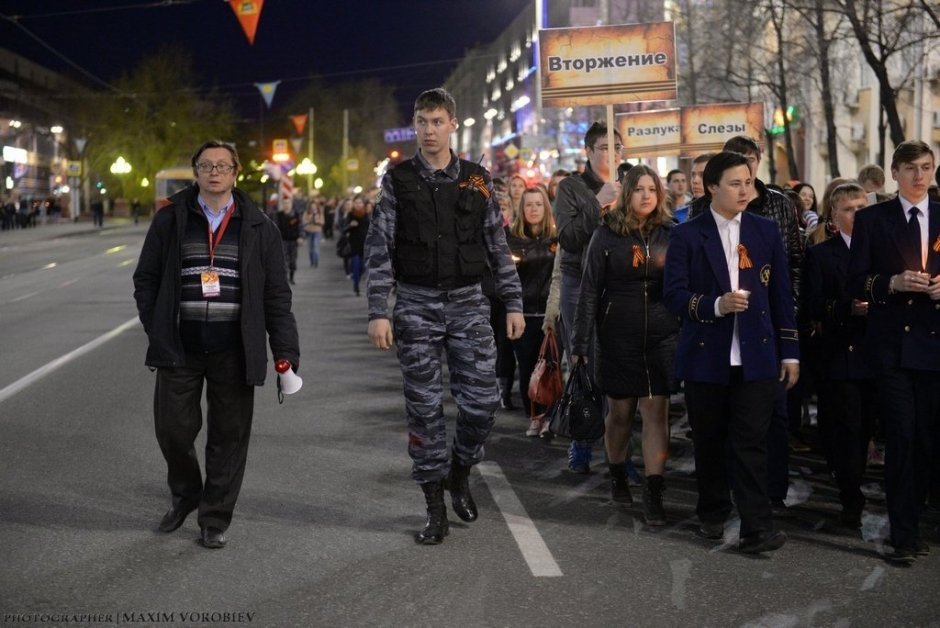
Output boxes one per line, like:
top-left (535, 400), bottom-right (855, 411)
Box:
top-left (275, 359), bottom-right (302, 395)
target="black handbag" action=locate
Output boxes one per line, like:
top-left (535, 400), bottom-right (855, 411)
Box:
top-left (549, 362), bottom-right (604, 441)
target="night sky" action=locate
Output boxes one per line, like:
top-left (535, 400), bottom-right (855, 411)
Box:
top-left (2, 0), bottom-right (531, 121)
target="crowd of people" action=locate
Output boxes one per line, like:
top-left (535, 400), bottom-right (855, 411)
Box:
top-left (357, 98), bottom-right (937, 562)
top-left (133, 88), bottom-right (938, 564)
top-left (0, 195), bottom-right (65, 230)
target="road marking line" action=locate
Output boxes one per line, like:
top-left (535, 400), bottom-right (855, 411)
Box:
top-left (0, 316), bottom-right (140, 404)
top-left (10, 291), bottom-right (40, 303)
top-left (477, 461), bottom-right (563, 577)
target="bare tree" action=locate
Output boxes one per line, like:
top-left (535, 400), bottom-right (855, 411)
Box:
top-left (836, 0), bottom-right (938, 160)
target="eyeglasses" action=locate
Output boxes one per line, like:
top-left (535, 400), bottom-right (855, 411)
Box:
top-left (195, 162), bottom-right (235, 174)
top-left (592, 144), bottom-right (623, 152)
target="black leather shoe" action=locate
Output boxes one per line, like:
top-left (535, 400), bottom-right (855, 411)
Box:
top-left (739, 530), bottom-right (787, 554)
top-left (157, 503), bottom-right (197, 533)
top-left (200, 527), bottom-right (227, 549)
top-left (698, 522), bottom-right (724, 540)
top-left (914, 540), bottom-right (930, 557)
top-left (886, 546), bottom-right (917, 565)
top-left (839, 511), bottom-right (862, 529)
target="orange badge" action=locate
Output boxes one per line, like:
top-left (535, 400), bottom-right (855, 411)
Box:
top-left (933, 234), bottom-right (940, 254)
top-left (738, 244), bottom-right (753, 269)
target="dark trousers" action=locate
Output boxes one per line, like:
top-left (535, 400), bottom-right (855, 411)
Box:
top-left (154, 348), bottom-right (255, 532)
top-left (877, 366), bottom-right (940, 549)
top-left (489, 297), bottom-right (516, 396)
top-left (766, 382), bottom-right (790, 501)
top-left (686, 371), bottom-right (776, 538)
top-left (817, 378), bottom-right (875, 515)
top-left (511, 315), bottom-right (545, 417)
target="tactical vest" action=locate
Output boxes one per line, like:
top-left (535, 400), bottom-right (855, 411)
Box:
top-left (391, 159), bottom-right (489, 289)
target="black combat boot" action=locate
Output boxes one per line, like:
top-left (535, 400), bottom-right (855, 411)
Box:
top-left (416, 480), bottom-right (449, 545)
top-left (609, 462), bottom-right (633, 504)
top-left (643, 474), bottom-right (666, 526)
top-left (447, 460), bottom-right (478, 522)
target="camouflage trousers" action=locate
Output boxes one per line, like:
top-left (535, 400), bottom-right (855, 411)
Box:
top-left (393, 283), bottom-right (500, 483)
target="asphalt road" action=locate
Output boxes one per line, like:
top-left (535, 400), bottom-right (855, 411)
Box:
top-left (0, 220), bottom-right (938, 627)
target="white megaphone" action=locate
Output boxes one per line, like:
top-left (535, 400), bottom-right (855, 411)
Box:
top-left (275, 359), bottom-right (303, 395)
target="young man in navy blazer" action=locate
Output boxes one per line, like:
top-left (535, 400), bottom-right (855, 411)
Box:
top-left (847, 140), bottom-right (940, 565)
top-left (664, 151), bottom-right (800, 554)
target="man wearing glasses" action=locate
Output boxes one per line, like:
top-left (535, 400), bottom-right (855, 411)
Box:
top-left (133, 140), bottom-right (299, 549)
top-left (553, 122), bottom-right (622, 475)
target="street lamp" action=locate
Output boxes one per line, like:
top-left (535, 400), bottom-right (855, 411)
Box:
top-left (110, 156), bottom-right (132, 175)
top-left (296, 157), bottom-right (317, 192)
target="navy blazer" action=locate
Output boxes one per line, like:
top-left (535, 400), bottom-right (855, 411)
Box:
top-left (663, 209), bottom-right (799, 384)
top-left (804, 235), bottom-right (872, 380)
top-left (847, 196), bottom-right (940, 372)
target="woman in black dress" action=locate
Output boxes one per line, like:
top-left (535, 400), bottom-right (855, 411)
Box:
top-left (571, 165), bottom-right (679, 525)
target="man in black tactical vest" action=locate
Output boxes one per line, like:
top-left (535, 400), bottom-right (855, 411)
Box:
top-left (365, 88), bottom-right (524, 545)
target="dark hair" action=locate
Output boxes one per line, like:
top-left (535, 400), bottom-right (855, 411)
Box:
top-left (702, 151), bottom-right (751, 196)
top-left (722, 135), bottom-right (761, 159)
top-left (191, 140), bottom-right (240, 174)
top-left (890, 140), bottom-right (933, 170)
top-left (792, 182), bottom-right (818, 215)
top-left (584, 121), bottom-right (622, 150)
top-left (692, 152), bottom-right (714, 165)
top-left (936, 164), bottom-right (940, 189)
top-left (666, 169), bottom-right (684, 183)
top-left (414, 87), bottom-right (456, 119)
top-left (551, 168), bottom-right (571, 178)
top-left (617, 162), bottom-right (633, 183)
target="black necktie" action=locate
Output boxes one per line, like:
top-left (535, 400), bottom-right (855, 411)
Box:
top-left (908, 207), bottom-right (923, 269)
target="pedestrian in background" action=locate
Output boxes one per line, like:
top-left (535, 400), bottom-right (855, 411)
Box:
top-left (344, 194), bottom-right (369, 296)
top-left (276, 200), bottom-right (301, 284)
top-left (365, 88), bottom-right (523, 545)
top-left (804, 182), bottom-right (875, 530)
top-left (505, 186), bottom-right (557, 435)
top-left (302, 198), bottom-right (324, 268)
top-left (132, 140), bottom-right (299, 550)
top-left (554, 121), bottom-right (622, 474)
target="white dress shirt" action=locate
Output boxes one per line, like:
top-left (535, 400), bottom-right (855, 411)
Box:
top-left (711, 208), bottom-right (743, 366)
top-left (899, 194), bottom-right (930, 270)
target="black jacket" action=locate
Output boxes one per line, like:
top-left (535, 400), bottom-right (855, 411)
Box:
top-left (132, 185), bottom-right (300, 385)
top-left (554, 163), bottom-right (604, 279)
top-left (804, 235), bottom-right (871, 380)
top-left (506, 230), bottom-right (556, 316)
top-left (688, 179), bottom-right (803, 312)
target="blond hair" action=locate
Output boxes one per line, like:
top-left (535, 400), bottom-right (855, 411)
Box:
top-left (606, 164), bottom-right (672, 237)
top-left (510, 187), bottom-right (557, 239)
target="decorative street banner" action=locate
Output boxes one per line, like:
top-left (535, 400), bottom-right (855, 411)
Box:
top-left (539, 22), bottom-right (677, 107)
top-left (229, 0), bottom-right (264, 45)
top-left (680, 102), bottom-right (764, 156)
top-left (616, 108), bottom-right (680, 157)
top-left (255, 81), bottom-right (280, 108)
top-left (290, 114), bottom-right (308, 135)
